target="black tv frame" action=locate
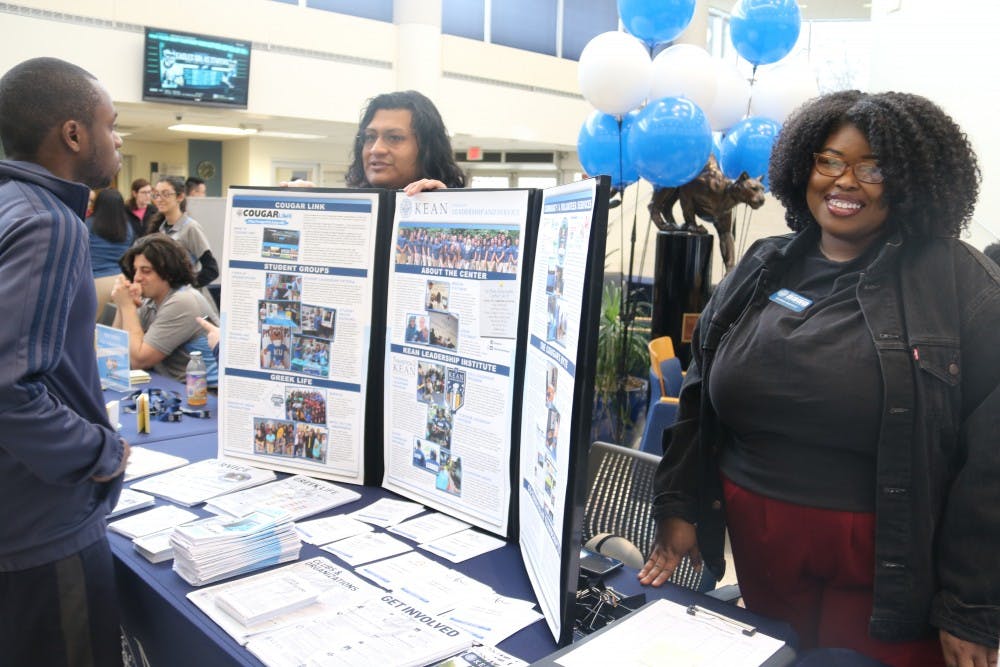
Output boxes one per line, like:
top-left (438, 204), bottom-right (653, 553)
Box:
top-left (142, 26), bottom-right (251, 109)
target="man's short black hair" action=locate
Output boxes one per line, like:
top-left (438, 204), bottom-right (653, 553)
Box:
top-left (119, 234), bottom-right (196, 289)
top-left (0, 57), bottom-right (100, 160)
top-left (185, 176), bottom-right (205, 194)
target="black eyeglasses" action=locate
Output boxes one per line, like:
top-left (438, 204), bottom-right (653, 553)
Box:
top-left (150, 191), bottom-right (177, 200)
top-left (813, 153), bottom-right (884, 184)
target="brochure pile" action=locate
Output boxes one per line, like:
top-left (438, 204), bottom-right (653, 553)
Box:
top-left (171, 507), bottom-right (300, 586)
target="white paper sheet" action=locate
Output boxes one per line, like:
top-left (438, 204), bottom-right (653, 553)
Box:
top-left (295, 515), bottom-right (372, 546)
top-left (555, 599), bottom-right (784, 667)
top-left (421, 529), bottom-right (507, 563)
top-left (321, 531), bottom-right (412, 566)
top-left (348, 498), bottom-right (425, 527)
top-left (388, 511), bottom-right (470, 543)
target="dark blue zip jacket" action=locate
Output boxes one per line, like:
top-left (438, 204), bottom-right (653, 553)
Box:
top-left (0, 160), bottom-right (125, 570)
top-left (654, 225), bottom-right (1000, 647)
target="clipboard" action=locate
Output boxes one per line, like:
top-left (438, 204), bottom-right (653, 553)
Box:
top-left (530, 598), bottom-right (796, 667)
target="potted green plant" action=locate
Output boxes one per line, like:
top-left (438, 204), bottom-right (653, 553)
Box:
top-left (592, 279), bottom-right (649, 447)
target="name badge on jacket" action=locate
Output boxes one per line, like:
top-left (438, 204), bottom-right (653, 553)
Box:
top-left (769, 289), bottom-right (812, 313)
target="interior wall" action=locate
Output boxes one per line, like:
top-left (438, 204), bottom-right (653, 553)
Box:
top-left (868, 0), bottom-right (999, 243)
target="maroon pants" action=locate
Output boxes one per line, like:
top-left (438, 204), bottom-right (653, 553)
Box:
top-left (722, 476), bottom-right (945, 667)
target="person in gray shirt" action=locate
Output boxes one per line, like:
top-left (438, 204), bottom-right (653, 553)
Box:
top-left (112, 235), bottom-right (218, 385)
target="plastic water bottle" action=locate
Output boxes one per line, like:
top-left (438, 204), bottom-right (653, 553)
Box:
top-left (186, 351), bottom-right (208, 406)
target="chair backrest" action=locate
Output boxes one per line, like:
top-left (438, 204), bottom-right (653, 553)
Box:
top-left (639, 397), bottom-right (678, 455)
top-left (97, 302), bottom-right (118, 327)
top-left (659, 357), bottom-right (684, 398)
top-left (648, 336), bottom-right (676, 397)
top-left (583, 441), bottom-right (705, 591)
top-left (648, 336), bottom-right (675, 365)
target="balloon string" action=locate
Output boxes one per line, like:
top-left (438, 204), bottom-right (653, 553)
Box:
top-left (617, 116), bottom-right (625, 284)
top-left (745, 64), bottom-right (758, 117)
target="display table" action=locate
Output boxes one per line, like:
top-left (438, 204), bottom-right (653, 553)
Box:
top-left (111, 432), bottom-right (795, 665)
top-left (104, 373), bottom-right (219, 445)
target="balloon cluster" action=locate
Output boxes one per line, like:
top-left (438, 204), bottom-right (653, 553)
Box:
top-left (577, 0), bottom-right (815, 191)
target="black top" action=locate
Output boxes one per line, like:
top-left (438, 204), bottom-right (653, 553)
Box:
top-left (711, 242), bottom-right (883, 512)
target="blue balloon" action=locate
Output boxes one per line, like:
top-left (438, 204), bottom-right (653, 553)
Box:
top-left (718, 116), bottom-right (781, 190)
top-left (618, 0), bottom-right (697, 45)
top-left (577, 110), bottom-right (640, 189)
top-left (729, 0), bottom-right (802, 66)
top-left (627, 97), bottom-right (712, 188)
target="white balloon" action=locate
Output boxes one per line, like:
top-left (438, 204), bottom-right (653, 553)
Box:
top-left (650, 44), bottom-right (717, 112)
top-left (578, 31), bottom-right (651, 116)
top-left (750, 61), bottom-right (819, 123)
top-left (706, 59), bottom-right (751, 132)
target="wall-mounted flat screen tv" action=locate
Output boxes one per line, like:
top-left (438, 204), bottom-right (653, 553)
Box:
top-left (142, 27), bottom-right (251, 108)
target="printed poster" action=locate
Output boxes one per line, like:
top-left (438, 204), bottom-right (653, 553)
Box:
top-left (382, 189), bottom-right (532, 536)
top-left (517, 179), bottom-right (598, 640)
top-left (217, 188), bottom-right (381, 484)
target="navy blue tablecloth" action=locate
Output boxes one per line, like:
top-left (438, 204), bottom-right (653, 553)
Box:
top-left (111, 432), bottom-right (796, 665)
top-left (104, 373), bottom-right (218, 445)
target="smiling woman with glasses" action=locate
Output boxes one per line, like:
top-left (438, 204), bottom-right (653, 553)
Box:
top-left (146, 175), bottom-right (219, 317)
top-left (641, 90), bottom-right (1000, 667)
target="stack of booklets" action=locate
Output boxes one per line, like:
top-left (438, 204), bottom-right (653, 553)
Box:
top-left (129, 369), bottom-right (151, 385)
top-left (170, 507), bottom-right (301, 586)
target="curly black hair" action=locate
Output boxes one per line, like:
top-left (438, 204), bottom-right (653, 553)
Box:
top-left (119, 234), bottom-right (196, 289)
top-left (769, 90), bottom-right (980, 238)
top-left (345, 90), bottom-right (466, 189)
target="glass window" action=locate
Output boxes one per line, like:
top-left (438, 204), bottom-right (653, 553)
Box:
top-left (442, 0), bottom-right (485, 41)
top-left (306, 0), bottom-right (392, 22)
top-left (517, 175), bottom-right (558, 189)
top-left (491, 0), bottom-right (557, 56)
top-left (470, 175), bottom-right (512, 188)
top-left (562, 0), bottom-right (619, 61)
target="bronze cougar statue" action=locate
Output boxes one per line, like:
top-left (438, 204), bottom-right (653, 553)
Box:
top-left (649, 156), bottom-right (766, 272)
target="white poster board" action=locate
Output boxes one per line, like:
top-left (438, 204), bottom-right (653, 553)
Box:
top-left (518, 179), bottom-right (600, 641)
top-left (381, 189), bottom-right (532, 536)
top-left (217, 188), bottom-right (381, 484)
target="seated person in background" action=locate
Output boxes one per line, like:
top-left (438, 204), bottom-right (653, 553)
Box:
top-left (111, 235), bottom-right (219, 386)
top-left (284, 91), bottom-right (465, 195)
top-left (87, 188), bottom-right (133, 320)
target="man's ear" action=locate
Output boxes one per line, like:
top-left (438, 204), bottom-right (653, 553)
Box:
top-left (61, 119), bottom-right (84, 154)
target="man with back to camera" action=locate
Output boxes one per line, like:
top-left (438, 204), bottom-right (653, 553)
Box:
top-left (0, 57), bottom-right (130, 666)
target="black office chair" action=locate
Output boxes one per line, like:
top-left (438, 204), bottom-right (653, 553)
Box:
top-left (97, 302), bottom-right (118, 327)
top-left (583, 441), bottom-right (712, 592)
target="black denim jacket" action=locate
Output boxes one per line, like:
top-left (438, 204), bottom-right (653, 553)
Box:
top-left (652, 225), bottom-right (1000, 646)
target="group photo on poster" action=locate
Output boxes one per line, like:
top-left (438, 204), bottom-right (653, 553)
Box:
top-left (217, 189), bottom-right (381, 484)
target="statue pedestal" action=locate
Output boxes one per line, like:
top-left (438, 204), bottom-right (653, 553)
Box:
top-left (651, 231), bottom-right (714, 367)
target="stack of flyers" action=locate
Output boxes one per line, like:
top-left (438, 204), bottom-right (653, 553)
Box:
top-left (170, 507), bottom-right (301, 586)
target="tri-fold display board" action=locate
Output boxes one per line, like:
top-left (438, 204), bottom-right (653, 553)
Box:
top-left (217, 179), bottom-right (609, 645)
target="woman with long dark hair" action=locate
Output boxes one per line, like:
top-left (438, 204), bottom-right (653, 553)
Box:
top-left (87, 188), bottom-right (133, 319)
top-left (344, 90), bottom-right (465, 192)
